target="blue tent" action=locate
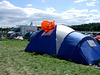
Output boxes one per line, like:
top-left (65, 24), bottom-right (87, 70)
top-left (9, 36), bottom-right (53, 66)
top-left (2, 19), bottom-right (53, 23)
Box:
top-left (25, 25), bottom-right (100, 65)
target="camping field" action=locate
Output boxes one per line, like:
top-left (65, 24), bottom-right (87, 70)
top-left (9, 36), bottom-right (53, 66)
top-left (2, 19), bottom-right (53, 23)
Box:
top-left (0, 38), bottom-right (100, 75)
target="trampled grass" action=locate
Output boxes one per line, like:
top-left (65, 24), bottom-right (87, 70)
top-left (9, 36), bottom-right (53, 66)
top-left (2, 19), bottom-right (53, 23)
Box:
top-left (0, 38), bottom-right (100, 75)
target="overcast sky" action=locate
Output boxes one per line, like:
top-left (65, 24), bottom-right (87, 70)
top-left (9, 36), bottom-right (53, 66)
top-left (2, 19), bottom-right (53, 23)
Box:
top-left (0, 0), bottom-right (100, 27)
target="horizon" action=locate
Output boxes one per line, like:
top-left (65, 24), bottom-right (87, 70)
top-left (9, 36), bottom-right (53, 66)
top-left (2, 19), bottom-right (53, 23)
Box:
top-left (0, 0), bottom-right (100, 27)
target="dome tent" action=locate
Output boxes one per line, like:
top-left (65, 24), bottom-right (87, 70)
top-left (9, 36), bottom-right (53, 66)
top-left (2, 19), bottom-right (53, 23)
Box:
top-left (25, 25), bottom-right (100, 65)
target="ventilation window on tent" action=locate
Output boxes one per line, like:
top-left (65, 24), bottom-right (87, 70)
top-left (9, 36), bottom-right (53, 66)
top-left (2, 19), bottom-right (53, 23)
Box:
top-left (87, 40), bottom-right (97, 47)
top-left (42, 29), bottom-right (54, 36)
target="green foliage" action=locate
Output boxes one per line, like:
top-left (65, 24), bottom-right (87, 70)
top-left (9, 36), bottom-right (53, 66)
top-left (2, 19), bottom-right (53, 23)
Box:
top-left (0, 38), bottom-right (100, 75)
top-left (0, 27), bottom-right (12, 31)
top-left (70, 23), bottom-right (100, 31)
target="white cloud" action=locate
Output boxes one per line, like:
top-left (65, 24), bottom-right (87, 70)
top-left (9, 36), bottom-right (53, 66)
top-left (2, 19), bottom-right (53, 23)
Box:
top-left (92, 0), bottom-right (98, 2)
top-left (65, 8), bottom-right (88, 14)
top-left (26, 4), bottom-right (32, 7)
top-left (85, 14), bottom-right (100, 23)
top-left (46, 7), bottom-right (56, 13)
top-left (86, 2), bottom-right (96, 6)
top-left (42, 0), bottom-right (46, 3)
top-left (74, 0), bottom-right (87, 3)
top-left (90, 9), bottom-right (99, 13)
top-left (0, 1), bottom-right (100, 27)
top-left (92, 0), bottom-right (97, 1)
top-left (61, 9), bottom-right (90, 24)
top-left (0, 0), bottom-right (17, 9)
top-left (86, 0), bottom-right (99, 6)
top-left (23, 8), bottom-right (44, 15)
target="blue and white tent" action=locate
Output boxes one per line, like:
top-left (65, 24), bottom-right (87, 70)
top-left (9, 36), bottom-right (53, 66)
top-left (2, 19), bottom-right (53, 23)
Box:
top-left (25, 25), bottom-right (100, 65)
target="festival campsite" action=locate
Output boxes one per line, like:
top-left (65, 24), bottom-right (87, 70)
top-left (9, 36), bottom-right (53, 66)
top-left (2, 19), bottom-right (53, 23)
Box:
top-left (1, 21), bottom-right (100, 75)
top-left (25, 21), bottom-right (100, 65)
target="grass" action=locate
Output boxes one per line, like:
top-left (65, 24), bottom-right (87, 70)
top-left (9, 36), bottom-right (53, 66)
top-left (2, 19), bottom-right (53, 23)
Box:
top-left (0, 38), bottom-right (100, 75)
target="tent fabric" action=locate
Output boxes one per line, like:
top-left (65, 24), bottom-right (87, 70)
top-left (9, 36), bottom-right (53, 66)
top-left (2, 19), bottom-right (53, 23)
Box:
top-left (56, 24), bottom-right (75, 54)
top-left (58, 32), bottom-right (100, 65)
top-left (57, 32), bottom-right (86, 60)
top-left (25, 25), bottom-right (100, 65)
top-left (25, 27), bottom-right (56, 55)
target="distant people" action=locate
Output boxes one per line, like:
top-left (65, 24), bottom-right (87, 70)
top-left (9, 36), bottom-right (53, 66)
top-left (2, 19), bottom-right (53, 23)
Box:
top-left (0, 31), bottom-right (2, 40)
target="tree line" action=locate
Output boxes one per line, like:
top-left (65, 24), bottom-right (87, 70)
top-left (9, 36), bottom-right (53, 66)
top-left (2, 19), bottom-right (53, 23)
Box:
top-left (0, 23), bottom-right (100, 31)
top-left (70, 23), bottom-right (100, 31)
top-left (0, 28), bottom-right (12, 31)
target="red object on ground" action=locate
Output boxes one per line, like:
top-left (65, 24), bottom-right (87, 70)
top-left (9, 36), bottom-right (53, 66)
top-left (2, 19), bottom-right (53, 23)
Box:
top-left (94, 36), bottom-right (100, 39)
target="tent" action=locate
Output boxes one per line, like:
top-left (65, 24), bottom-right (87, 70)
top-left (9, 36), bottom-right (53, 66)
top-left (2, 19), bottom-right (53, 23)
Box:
top-left (23, 32), bottom-right (32, 41)
top-left (25, 25), bottom-right (100, 65)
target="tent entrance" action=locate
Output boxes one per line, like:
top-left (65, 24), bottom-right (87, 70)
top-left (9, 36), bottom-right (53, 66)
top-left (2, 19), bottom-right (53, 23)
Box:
top-left (81, 39), bottom-right (100, 65)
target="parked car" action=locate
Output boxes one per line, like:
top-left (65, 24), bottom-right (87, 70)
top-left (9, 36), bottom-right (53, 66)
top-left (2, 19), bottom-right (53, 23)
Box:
top-left (94, 36), bottom-right (100, 45)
